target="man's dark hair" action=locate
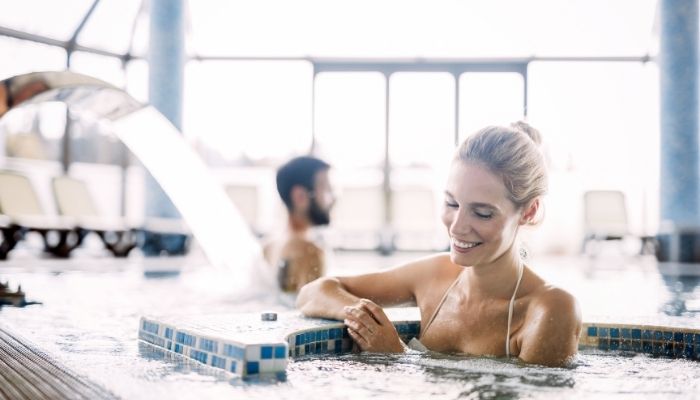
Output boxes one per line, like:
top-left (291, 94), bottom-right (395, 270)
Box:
top-left (276, 156), bottom-right (330, 211)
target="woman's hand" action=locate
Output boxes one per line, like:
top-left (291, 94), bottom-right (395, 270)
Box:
top-left (343, 299), bottom-right (405, 353)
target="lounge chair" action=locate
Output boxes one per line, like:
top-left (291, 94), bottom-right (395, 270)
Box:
top-left (53, 175), bottom-right (192, 257)
top-left (52, 175), bottom-right (137, 257)
top-left (0, 171), bottom-right (83, 258)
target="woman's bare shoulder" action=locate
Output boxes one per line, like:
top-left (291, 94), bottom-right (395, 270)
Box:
top-left (397, 252), bottom-right (460, 277)
top-left (519, 283), bottom-right (582, 367)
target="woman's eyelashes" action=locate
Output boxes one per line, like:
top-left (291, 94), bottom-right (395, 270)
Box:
top-left (445, 200), bottom-right (459, 209)
top-left (473, 209), bottom-right (494, 219)
top-left (445, 200), bottom-right (494, 219)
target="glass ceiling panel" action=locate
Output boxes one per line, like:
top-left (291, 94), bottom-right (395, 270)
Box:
top-left (188, 0), bottom-right (658, 58)
top-left (0, 36), bottom-right (66, 80)
top-left (70, 51), bottom-right (126, 88)
top-left (0, 0), bottom-right (93, 41)
top-left (1, 0), bottom-right (657, 58)
top-left (77, 0), bottom-right (143, 54)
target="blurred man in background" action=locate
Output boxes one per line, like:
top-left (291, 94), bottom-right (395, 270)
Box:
top-left (264, 156), bottom-right (336, 293)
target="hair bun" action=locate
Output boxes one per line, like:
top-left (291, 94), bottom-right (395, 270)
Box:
top-left (510, 121), bottom-right (542, 146)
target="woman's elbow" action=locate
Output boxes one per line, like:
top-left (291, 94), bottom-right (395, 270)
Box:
top-left (296, 276), bottom-right (339, 314)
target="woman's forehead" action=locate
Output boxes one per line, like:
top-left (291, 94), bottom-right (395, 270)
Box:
top-left (446, 161), bottom-right (509, 203)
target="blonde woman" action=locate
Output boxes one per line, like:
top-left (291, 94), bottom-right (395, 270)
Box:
top-left (296, 122), bottom-right (581, 367)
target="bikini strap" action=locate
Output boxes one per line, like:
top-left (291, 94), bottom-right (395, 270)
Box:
top-left (505, 260), bottom-right (525, 358)
top-left (421, 272), bottom-right (462, 338)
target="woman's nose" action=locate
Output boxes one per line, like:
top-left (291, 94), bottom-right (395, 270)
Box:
top-left (449, 210), bottom-right (472, 236)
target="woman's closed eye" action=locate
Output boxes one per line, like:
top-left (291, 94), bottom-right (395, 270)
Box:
top-left (473, 209), bottom-right (494, 219)
top-left (445, 200), bottom-right (459, 209)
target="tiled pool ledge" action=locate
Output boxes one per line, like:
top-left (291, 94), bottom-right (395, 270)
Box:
top-left (138, 309), bottom-right (700, 378)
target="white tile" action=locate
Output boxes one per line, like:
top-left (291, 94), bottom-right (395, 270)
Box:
top-left (246, 345), bottom-right (260, 361)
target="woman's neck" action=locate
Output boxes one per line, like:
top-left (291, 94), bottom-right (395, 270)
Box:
top-left (461, 247), bottom-right (523, 299)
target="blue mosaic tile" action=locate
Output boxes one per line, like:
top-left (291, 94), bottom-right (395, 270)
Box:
top-left (631, 341), bottom-right (642, 352)
top-left (599, 328), bottom-right (609, 338)
top-left (631, 329), bottom-right (641, 340)
top-left (674, 344), bottom-right (685, 357)
top-left (142, 321), bottom-right (159, 335)
top-left (598, 339), bottom-right (609, 350)
top-left (663, 343), bottom-right (674, 357)
top-left (610, 328), bottom-right (620, 338)
top-left (409, 324), bottom-right (420, 334)
top-left (199, 338), bottom-right (218, 353)
top-left (211, 355), bottom-right (226, 369)
top-left (652, 342), bottom-right (663, 355)
top-left (175, 332), bottom-right (195, 347)
top-left (663, 331), bottom-right (673, 341)
top-left (223, 344), bottom-right (245, 359)
top-left (329, 328), bottom-right (340, 339)
top-left (642, 330), bottom-right (653, 340)
top-left (684, 344), bottom-right (695, 358)
top-left (247, 362), bottom-right (259, 375)
top-left (261, 346), bottom-right (273, 359)
top-left (587, 326), bottom-right (597, 337)
top-left (684, 333), bottom-right (694, 344)
top-left (295, 334), bottom-right (302, 346)
top-left (334, 339), bottom-right (342, 354)
top-left (642, 341), bottom-right (653, 353)
top-left (190, 349), bottom-right (208, 363)
top-left (653, 331), bottom-right (664, 341)
top-left (695, 334), bottom-right (700, 345)
top-left (274, 346), bottom-right (286, 359)
top-left (304, 344), bottom-right (309, 353)
top-left (621, 328), bottom-right (631, 339)
top-left (620, 341), bottom-right (631, 351)
top-left (674, 332), bottom-right (684, 343)
top-left (609, 340), bottom-right (620, 350)
top-left (320, 330), bottom-right (328, 340)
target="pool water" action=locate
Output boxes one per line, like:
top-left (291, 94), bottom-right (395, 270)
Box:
top-left (1, 253), bottom-right (699, 399)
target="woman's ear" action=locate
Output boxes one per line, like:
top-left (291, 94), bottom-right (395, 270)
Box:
top-left (519, 198), bottom-right (540, 225)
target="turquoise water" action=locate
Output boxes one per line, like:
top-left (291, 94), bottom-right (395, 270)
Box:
top-left (1, 254), bottom-right (699, 399)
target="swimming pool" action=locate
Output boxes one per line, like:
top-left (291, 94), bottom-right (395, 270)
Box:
top-left (1, 252), bottom-right (699, 399)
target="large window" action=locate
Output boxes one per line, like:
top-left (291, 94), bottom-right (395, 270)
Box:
top-left (389, 72), bottom-right (455, 171)
top-left (314, 72), bottom-right (386, 169)
top-left (459, 72), bottom-right (524, 139)
top-left (184, 60), bottom-right (313, 164)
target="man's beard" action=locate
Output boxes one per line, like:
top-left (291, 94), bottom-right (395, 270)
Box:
top-left (308, 197), bottom-right (330, 226)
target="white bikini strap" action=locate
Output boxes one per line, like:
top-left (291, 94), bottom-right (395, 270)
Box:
top-left (505, 260), bottom-right (524, 358)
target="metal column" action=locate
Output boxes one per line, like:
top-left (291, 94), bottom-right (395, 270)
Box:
top-left (146, 0), bottom-right (185, 221)
top-left (659, 0), bottom-right (700, 228)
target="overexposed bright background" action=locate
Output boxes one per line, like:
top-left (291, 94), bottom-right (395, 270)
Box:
top-left (0, 0), bottom-right (660, 255)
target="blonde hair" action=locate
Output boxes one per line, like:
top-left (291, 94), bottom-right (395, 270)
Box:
top-left (457, 121), bottom-right (548, 213)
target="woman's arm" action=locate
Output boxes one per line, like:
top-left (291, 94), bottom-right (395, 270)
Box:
top-left (518, 287), bottom-right (582, 367)
top-left (296, 254), bottom-right (444, 320)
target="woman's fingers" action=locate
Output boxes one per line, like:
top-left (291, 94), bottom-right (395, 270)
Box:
top-left (347, 326), bottom-right (368, 348)
top-left (344, 306), bottom-right (378, 333)
top-left (358, 299), bottom-right (392, 326)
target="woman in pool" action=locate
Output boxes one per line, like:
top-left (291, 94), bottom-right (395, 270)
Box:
top-left (296, 122), bottom-right (581, 367)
